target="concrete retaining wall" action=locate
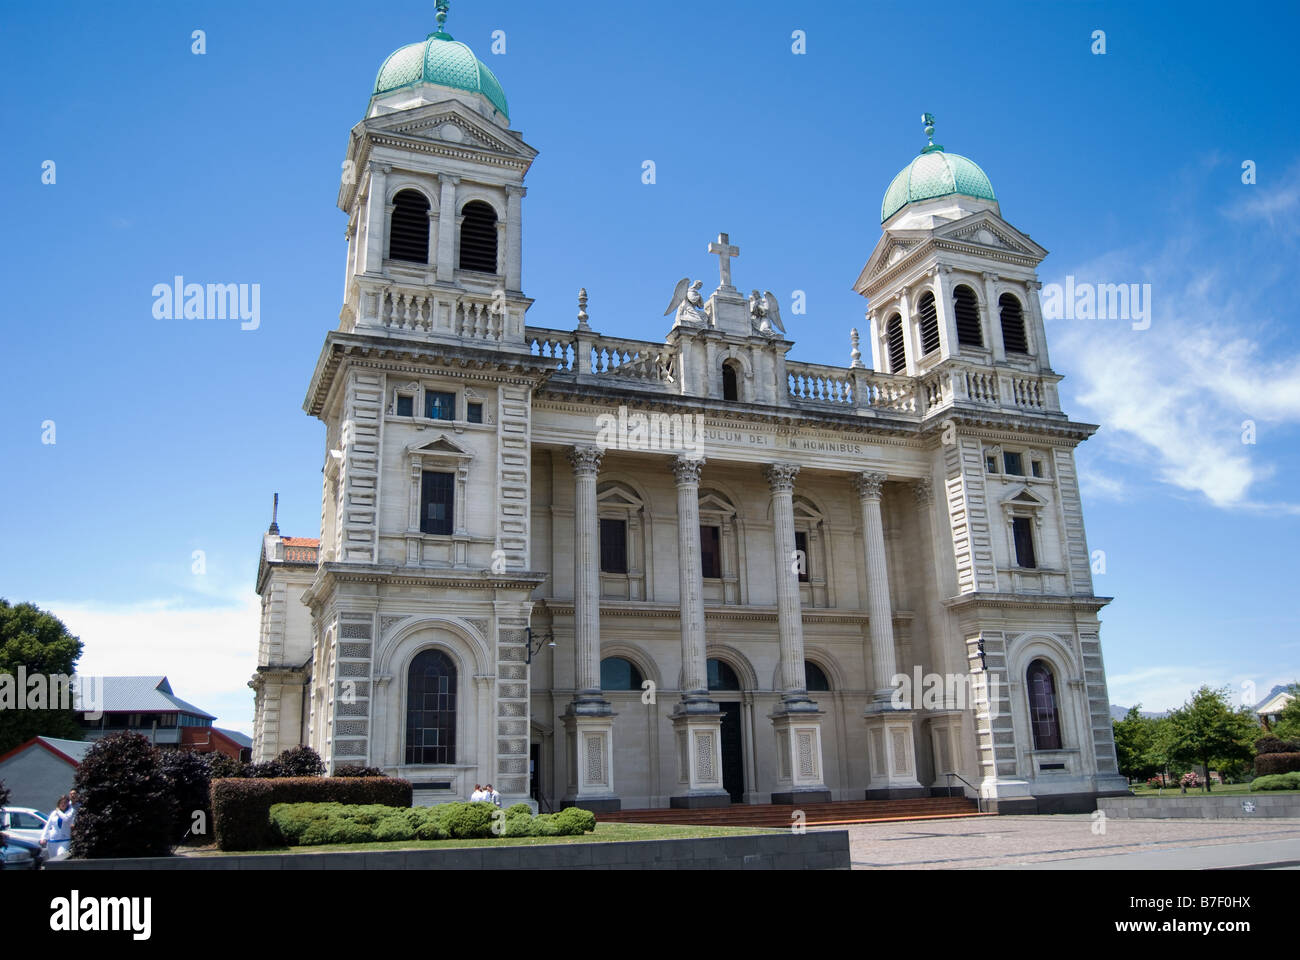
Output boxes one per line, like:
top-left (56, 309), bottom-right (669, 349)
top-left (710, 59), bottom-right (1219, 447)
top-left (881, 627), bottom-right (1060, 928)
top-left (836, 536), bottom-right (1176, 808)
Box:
top-left (1098, 793), bottom-right (1300, 819)
top-left (47, 829), bottom-right (850, 870)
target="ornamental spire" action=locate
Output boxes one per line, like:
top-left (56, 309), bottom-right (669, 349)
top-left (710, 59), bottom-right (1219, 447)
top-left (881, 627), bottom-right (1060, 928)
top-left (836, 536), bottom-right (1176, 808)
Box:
top-left (432, 0), bottom-right (452, 39)
top-left (921, 112), bottom-right (944, 154)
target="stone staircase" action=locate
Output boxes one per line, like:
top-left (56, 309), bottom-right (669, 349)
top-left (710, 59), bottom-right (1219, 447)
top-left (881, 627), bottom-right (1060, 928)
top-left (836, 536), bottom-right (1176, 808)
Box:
top-left (598, 796), bottom-right (987, 828)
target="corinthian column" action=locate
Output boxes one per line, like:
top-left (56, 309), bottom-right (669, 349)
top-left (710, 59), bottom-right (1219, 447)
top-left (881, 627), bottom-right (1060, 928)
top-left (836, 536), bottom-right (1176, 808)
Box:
top-left (764, 462), bottom-right (830, 804)
top-left (853, 471), bottom-right (923, 799)
top-left (562, 444), bottom-right (619, 811)
top-left (853, 471), bottom-right (901, 704)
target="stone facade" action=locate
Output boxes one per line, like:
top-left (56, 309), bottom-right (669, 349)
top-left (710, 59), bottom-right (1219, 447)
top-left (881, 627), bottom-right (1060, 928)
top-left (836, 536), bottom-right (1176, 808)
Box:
top-left (250, 30), bottom-right (1128, 812)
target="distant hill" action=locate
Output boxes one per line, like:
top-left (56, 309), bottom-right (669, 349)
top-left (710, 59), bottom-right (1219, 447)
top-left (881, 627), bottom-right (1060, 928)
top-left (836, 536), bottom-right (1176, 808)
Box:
top-left (1110, 705), bottom-right (1168, 721)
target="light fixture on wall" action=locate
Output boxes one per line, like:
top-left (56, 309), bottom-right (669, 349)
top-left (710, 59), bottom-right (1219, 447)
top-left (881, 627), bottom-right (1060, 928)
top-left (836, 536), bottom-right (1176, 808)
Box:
top-left (524, 626), bottom-right (556, 665)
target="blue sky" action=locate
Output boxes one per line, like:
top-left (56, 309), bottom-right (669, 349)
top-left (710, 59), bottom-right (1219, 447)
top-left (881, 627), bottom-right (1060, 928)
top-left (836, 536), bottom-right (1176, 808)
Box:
top-left (2, 1), bottom-right (1297, 732)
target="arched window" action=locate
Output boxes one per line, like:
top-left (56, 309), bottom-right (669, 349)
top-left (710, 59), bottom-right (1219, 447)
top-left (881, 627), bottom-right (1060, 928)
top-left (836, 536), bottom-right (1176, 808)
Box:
top-left (707, 659), bottom-right (741, 691)
top-left (917, 291), bottom-right (941, 355)
top-left (722, 360), bottom-right (740, 401)
top-left (600, 656), bottom-right (644, 691)
top-left (1000, 293), bottom-right (1029, 354)
top-left (1026, 659), bottom-right (1062, 750)
top-left (804, 660), bottom-right (831, 691)
top-left (405, 648), bottom-right (457, 765)
top-left (953, 284), bottom-right (983, 347)
top-left (885, 313), bottom-right (906, 373)
top-left (389, 189), bottom-right (430, 264)
top-left (459, 200), bottom-right (498, 273)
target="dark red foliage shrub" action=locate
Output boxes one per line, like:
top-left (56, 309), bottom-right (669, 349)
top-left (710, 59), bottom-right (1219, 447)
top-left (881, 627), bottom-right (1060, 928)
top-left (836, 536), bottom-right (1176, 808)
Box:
top-left (211, 776), bottom-right (412, 850)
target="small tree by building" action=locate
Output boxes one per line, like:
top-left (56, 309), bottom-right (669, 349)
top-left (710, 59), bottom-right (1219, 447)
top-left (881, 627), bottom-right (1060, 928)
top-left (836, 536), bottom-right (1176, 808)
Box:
top-left (70, 732), bottom-right (176, 859)
top-left (0, 599), bottom-right (85, 753)
top-left (1268, 683), bottom-right (1300, 741)
top-left (1160, 686), bottom-right (1257, 793)
top-left (1113, 705), bottom-right (1160, 782)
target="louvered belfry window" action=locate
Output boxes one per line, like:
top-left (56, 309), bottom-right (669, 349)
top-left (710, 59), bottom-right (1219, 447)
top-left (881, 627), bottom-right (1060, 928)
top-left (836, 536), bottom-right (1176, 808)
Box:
top-left (389, 189), bottom-right (430, 264)
top-left (953, 285), bottom-right (983, 347)
top-left (1000, 293), bottom-right (1029, 354)
top-left (458, 200), bottom-right (498, 273)
top-left (885, 313), bottom-right (906, 372)
top-left (917, 292), bottom-right (941, 355)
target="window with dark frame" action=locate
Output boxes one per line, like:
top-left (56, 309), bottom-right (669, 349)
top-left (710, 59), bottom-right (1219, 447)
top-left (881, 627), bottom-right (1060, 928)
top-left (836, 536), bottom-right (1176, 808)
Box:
top-left (953, 284), bottom-right (984, 347)
top-left (700, 524), bottom-right (722, 578)
top-left (886, 313), bottom-right (906, 373)
top-left (794, 530), bottom-right (810, 582)
top-left (1032, 460), bottom-right (1043, 478)
top-left (804, 660), bottom-right (831, 691)
top-left (458, 201), bottom-right (498, 273)
top-left (1012, 516), bottom-right (1036, 568)
top-left (1027, 659), bottom-right (1062, 750)
top-left (396, 394), bottom-right (414, 417)
top-left (599, 517), bottom-right (628, 574)
top-left (405, 648), bottom-right (457, 765)
top-left (917, 292), bottom-right (941, 355)
top-left (986, 455), bottom-right (998, 473)
top-left (389, 189), bottom-right (431, 264)
top-left (420, 471), bottom-right (454, 535)
top-left (1003, 451), bottom-right (1024, 475)
top-left (600, 657), bottom-right (644, 691)
top-left (467, 402), bottom-right (484, 424)
top-left (424, 390), bottom-right (456, 421)
top-left (722, 362), bottom-right (739, 401)
top-left (1000, 293), bottom-right (1030, 354)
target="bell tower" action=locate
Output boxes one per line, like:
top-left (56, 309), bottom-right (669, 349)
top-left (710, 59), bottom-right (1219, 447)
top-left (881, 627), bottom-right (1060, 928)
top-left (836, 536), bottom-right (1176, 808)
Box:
top-left (336, 0), bottom-right (538, 350)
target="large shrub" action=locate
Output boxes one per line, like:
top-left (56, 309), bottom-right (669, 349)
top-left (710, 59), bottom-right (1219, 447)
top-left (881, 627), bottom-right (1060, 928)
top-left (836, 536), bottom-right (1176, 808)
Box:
top-left (264, 800), bottom-right (595, 847)
top-left (276, 746), bottom-right (325, 777)
top-left (1249, 772), bottom-right (1300, 791)
top-left (71, 732), bottom-right (177, 859)
top-left (212, 776), bottom-right (412, 850)
top-left (204, 752), bottom-right (246, 780)
top-left (333, 764), bottom-right (384, 778)
top-left (157, 749), bottom-right (212, 845)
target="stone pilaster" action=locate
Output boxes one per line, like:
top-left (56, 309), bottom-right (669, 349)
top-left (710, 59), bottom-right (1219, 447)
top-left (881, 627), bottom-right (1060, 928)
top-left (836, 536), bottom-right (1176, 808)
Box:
top-left (362, 162), bottom-right (388, 274)
top-left (764, 462), bottom-right (829, 804)
top-left (435, 173), bottom-right (458, 282)
top-left (505, 185), bottom-right (524, 293)
top-left (562, 444), bottom-right (618, 811)
top-left (669, 455), bottom-right (729, 807)
top-left (853, 471), bottom-right (924, 798)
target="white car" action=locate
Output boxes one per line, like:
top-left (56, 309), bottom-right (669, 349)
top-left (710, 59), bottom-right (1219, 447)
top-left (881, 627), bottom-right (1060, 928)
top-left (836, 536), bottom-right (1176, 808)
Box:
top-left (1, 807), bottom-right (49, 845)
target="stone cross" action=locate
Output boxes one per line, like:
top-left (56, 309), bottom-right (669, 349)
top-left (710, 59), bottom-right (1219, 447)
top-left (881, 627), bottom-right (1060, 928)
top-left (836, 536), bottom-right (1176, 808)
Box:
top-left (707, 232), bottom-right (739, 289)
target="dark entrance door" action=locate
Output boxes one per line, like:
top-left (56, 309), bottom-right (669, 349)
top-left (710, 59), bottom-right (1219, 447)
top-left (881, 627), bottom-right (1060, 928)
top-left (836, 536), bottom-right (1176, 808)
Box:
top-left (529, 744), bottom-right (540, 803)
top-left (719, 702), bottom-right (744, 802)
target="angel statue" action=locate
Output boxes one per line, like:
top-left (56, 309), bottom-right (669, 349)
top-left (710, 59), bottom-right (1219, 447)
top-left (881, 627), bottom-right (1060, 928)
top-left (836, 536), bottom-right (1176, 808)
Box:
top-left (748, 289), bottom-right (786, 336)
top-left (664, 278), bottom-right (709, 327)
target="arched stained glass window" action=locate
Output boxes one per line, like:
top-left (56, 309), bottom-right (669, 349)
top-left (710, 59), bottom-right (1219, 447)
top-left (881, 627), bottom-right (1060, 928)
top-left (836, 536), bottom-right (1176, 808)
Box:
top-left (405, 648), bottom-right (457, 765)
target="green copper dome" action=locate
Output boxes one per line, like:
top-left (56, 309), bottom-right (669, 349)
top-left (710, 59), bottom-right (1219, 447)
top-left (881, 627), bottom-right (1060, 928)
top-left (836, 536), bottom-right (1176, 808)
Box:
top-left (881, 119), bottom-right (996, 223)
top-left (372, 32), bottom-right (509, 120)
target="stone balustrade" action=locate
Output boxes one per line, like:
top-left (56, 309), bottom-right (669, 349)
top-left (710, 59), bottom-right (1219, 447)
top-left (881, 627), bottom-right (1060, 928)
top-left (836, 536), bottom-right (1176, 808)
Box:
top-left (786, 361), bottom-right (917, 413)
top-left (344, 278), bottom-right (523, 344)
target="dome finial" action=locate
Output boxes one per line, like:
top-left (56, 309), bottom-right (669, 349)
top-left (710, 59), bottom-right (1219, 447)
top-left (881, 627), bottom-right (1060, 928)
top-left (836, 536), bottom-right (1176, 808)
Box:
top-left (921, 112), bottom-right (944, 154)
top-left (432, 0), bottom-right (453, 39)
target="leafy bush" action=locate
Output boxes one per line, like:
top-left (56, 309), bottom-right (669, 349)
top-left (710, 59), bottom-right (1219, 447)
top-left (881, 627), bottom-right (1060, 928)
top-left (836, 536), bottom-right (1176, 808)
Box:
top-left (1249, 772), bottom-right (1300, 791)
top-left (555, 806), bottom-right (597, 834)
top-left (1180, 771), bottom-right (1201, 789)
top-left (157, 749), bottom-right (212, 845)
top-left (245, 760), bottom-right (284, 778)
top-left (276, 746), bottom-right (324, 778)
top-left (204, 752), bottom-right (246, 780)
top-left (333, 764), bottom-right (384, 778)
top-left (212, 777), bottom-right (412, 850)
top-left (71, 732), bottom-right (177, 859)
top-left (439, 801), bottom-right (496, 838)
top-left (1255, 737), bottom-right (1300, 755)
top-left (1255, 752), bottom-right (1300, 776)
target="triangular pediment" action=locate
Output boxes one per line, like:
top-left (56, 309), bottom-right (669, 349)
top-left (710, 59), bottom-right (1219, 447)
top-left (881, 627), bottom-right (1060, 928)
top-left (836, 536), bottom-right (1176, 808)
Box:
top-left (934, 212), bottom-right (1047, 259)
top-left (1003, 486), bottom-right (1047, 506)
top-left (407, 435), bottom-right (473, 458)
top-left (855, 229), bottom-right (932, 293)
top-left (369, 101), bottom-right (534, 159)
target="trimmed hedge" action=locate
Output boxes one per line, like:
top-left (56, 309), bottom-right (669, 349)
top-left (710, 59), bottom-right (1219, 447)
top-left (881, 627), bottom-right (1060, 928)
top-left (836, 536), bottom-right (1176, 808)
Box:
top-left (267, 800), bottom-right (596, 847)
top-left (1255, 737), bottom-right (1300, 755)
top-left (213, 777), bottom-right (412, 850)
top-left (1254, 752), bottom-right (1300, 777)
top-left (1250, 771), bottom-right (1300, 791)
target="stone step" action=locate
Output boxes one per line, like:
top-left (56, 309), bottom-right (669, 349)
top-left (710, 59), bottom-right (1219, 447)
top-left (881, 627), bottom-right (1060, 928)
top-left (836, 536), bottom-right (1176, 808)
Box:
top-left (597, 796), bottom-right (983, 828)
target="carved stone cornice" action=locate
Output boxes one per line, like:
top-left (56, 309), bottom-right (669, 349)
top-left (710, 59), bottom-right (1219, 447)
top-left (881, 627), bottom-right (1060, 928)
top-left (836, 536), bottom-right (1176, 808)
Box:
top-left (670, 455), bottom-right (706, 486)
top-left (852, 471), bottom-right (886, 501)
top-left (763, 462), bottom-right (800, 492)
top-left (567, 444), bottom-right (604, 477)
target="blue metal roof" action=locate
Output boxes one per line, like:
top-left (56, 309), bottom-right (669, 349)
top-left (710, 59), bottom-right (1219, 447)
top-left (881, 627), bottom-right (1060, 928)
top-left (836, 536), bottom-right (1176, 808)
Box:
top-left (96, 676), bottom-right (216, 720)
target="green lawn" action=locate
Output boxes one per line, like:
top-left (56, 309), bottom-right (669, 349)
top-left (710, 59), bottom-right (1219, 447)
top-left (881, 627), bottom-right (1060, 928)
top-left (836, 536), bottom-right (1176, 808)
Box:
top-left (191, 821), bottom-right (778, 857)
top-left (1128, 783), bottom-right (1300, 797)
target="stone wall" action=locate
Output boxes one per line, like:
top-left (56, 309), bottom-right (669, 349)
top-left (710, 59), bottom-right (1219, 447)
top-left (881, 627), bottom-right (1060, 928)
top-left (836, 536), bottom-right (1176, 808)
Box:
top-left (1098, 794), bottom-right (1300, 819)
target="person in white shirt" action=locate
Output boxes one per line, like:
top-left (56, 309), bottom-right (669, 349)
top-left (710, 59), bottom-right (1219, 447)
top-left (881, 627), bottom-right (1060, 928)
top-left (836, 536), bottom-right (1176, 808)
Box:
top-left (485, 783), bottom-right (501, 808)
top-left (40, 795), bottom-right (74, 861)
top-left (470, 784), bottom-right (485, 802)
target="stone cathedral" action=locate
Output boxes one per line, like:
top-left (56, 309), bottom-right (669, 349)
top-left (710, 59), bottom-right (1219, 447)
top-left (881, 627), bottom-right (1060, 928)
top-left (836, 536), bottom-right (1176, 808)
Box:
top-left (250, 7), bottom-right (1128, 815)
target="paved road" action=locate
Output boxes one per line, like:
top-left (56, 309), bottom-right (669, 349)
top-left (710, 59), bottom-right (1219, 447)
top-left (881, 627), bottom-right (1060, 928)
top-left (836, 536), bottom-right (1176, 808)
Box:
top-left (816, 815), bottom-right (1300, 869)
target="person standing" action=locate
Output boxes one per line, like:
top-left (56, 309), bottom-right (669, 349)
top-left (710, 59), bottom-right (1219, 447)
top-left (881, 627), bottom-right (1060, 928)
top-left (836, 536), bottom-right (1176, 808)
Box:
top-left (485, 783), bottom-right (501, 808)
top-left (40, 795), bottom-right (73, 861)
top-left (470, 784), bottom-right (485, 802)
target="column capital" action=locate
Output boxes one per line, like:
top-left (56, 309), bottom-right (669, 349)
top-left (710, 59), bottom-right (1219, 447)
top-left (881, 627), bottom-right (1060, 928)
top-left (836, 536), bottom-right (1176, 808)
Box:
top-left (505, 184), bottom-right (527, 199)
top-left (670, 455), bottom-right (706, 485)
top-left (763, 462), bottom-right (800, 493)
top-left (438, 173), bottom-right (460, 186)
top-left (852, 471), bottom-right (887, 502)
top-left (911, 477), bottom-right (934, 506)
top-left (567, 444), bottom-right (604, 477)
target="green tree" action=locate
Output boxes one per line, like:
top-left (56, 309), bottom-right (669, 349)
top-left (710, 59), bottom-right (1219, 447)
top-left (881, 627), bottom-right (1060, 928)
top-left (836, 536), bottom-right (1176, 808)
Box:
top-left (1268, 682), bottom-right (1300, 741)
top-left (0, 600), bottom-right (85, 753)
top-left (1113, 705), bottom-right (1160, 781)
top-left (1162, 686), bottom-right (1257, 792)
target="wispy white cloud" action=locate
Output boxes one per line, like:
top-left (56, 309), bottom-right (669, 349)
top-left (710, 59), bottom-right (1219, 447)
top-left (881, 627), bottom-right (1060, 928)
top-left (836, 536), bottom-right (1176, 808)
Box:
top-left (38, 595), bottom-right (259, 735)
